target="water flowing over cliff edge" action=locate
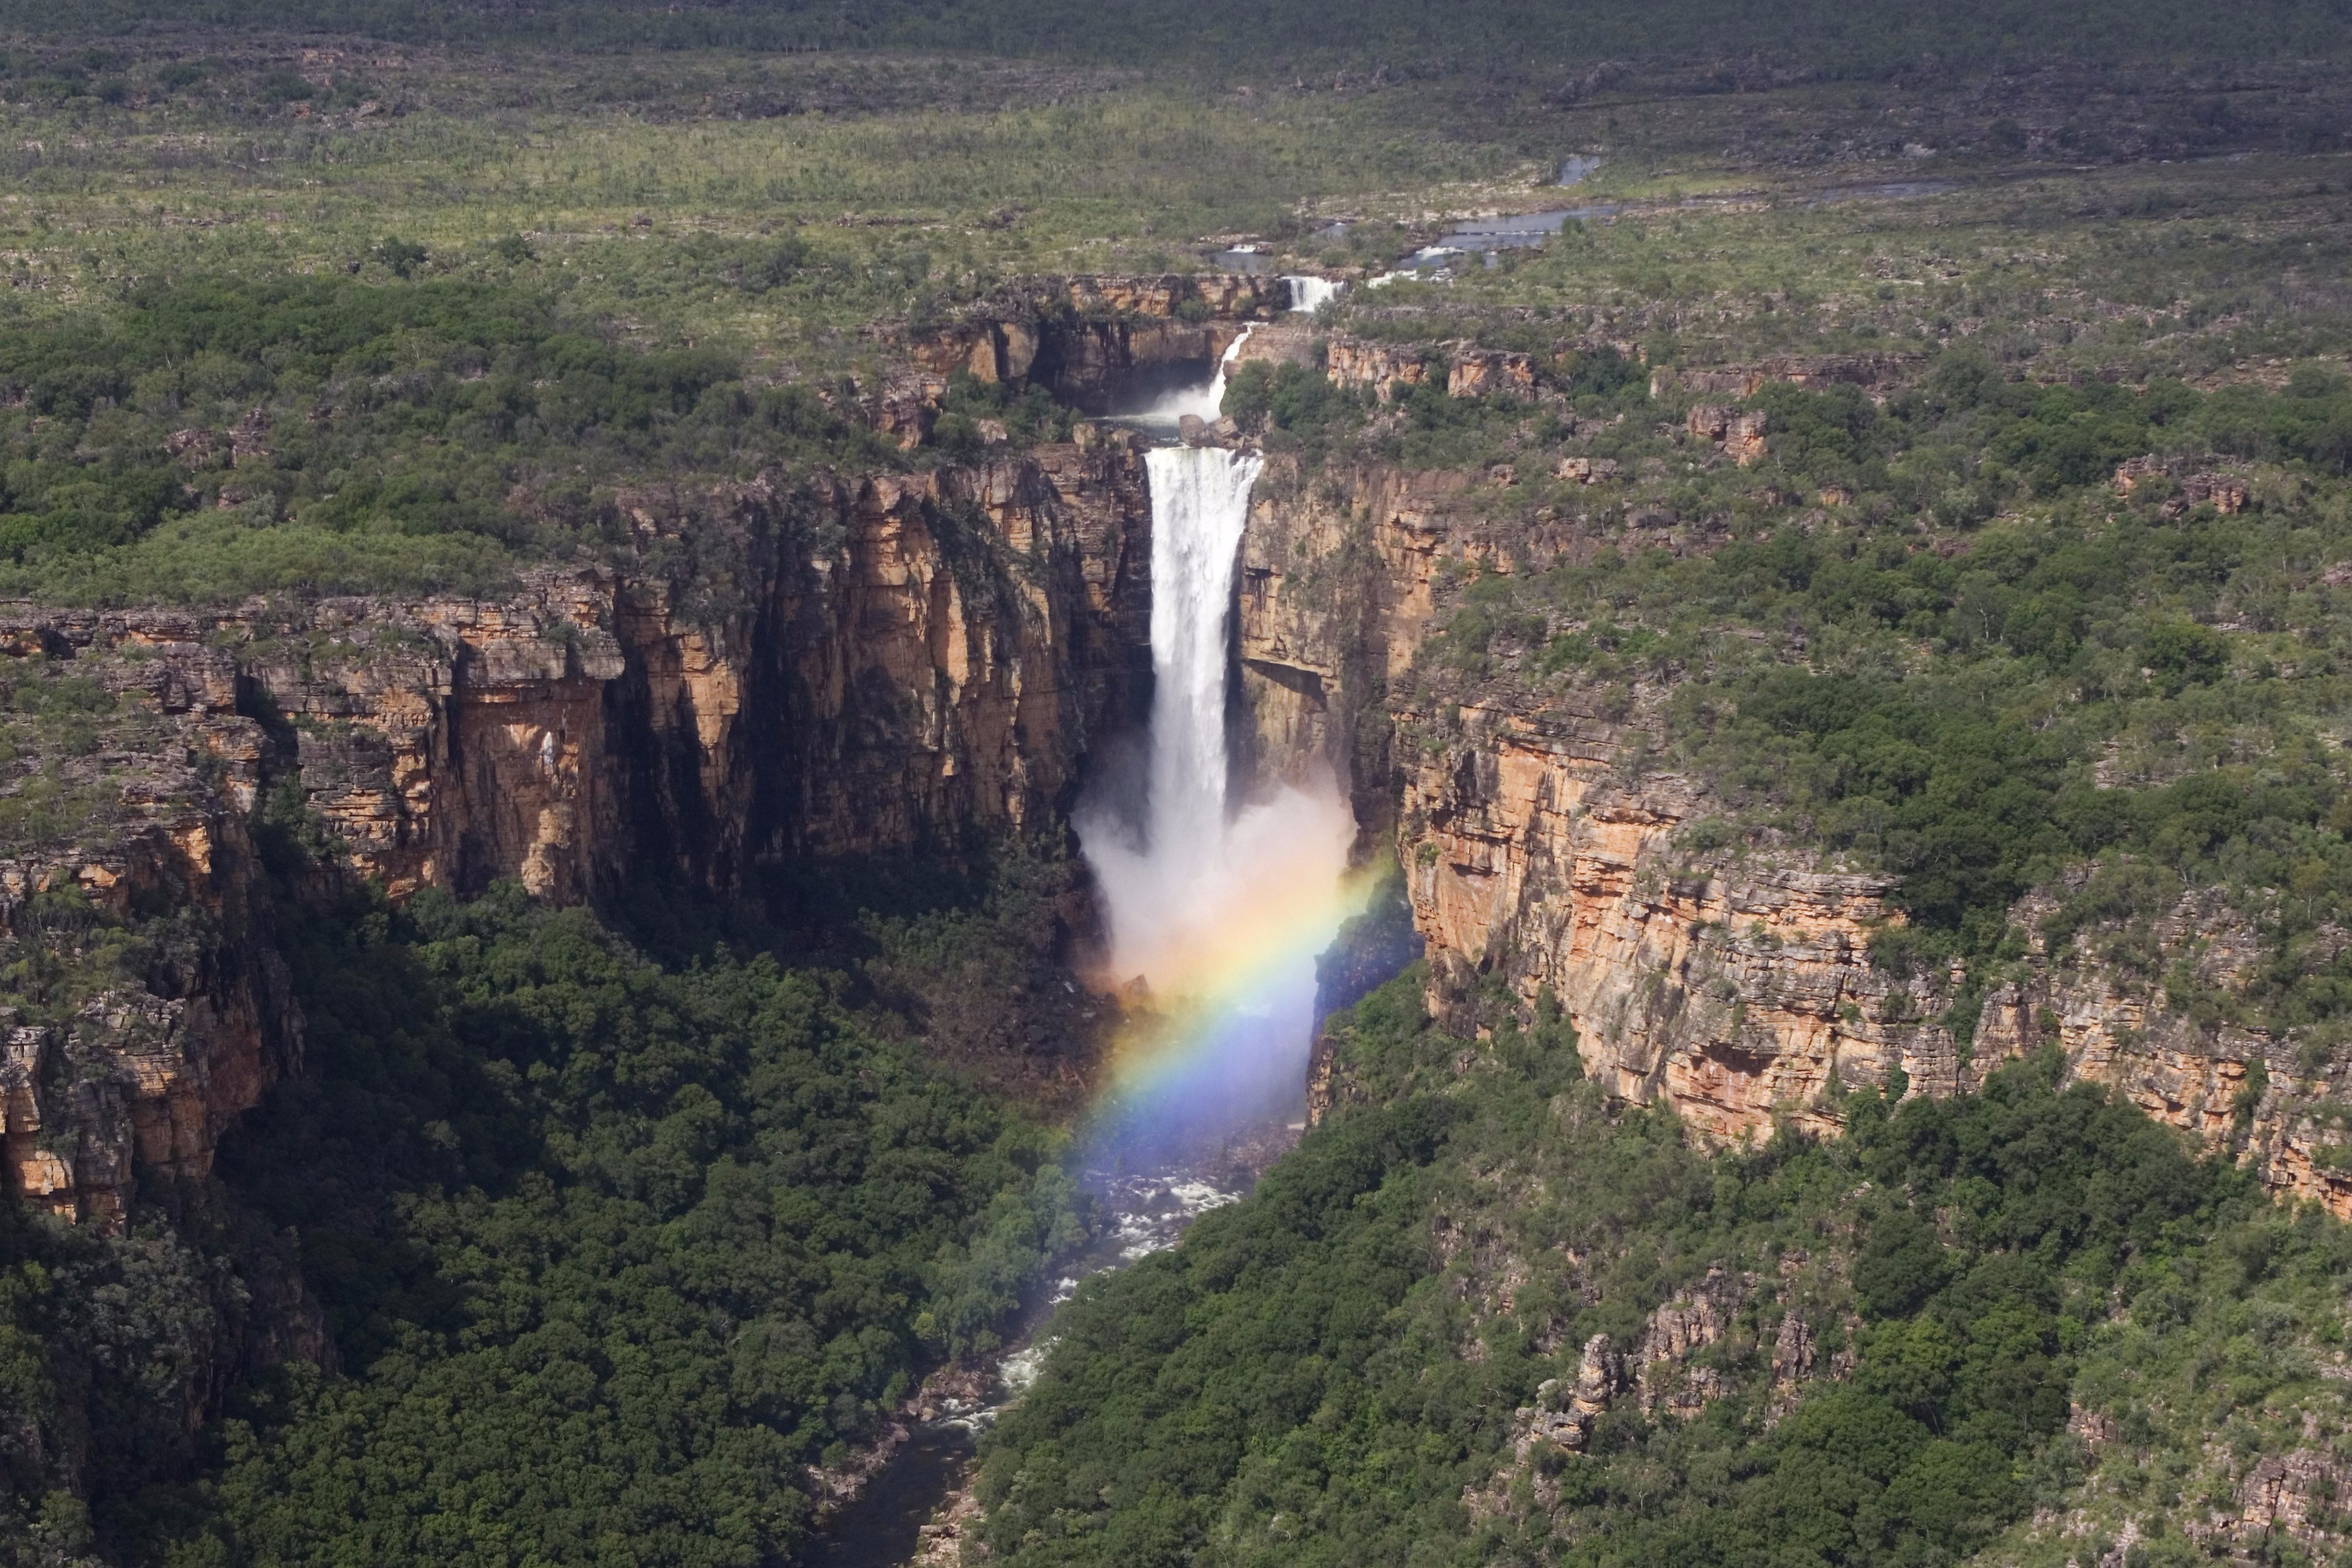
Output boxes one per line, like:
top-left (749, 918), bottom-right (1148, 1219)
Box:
top-left (10, 269), bottom-right (2351, 1250)
top-left (1077, 444), bottom-right (1356, 1161)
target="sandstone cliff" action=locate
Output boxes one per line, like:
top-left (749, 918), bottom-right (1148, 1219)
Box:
top-left (909, 273), bottom-right (1285, 413)
top-left (1386, 680), bottom-right (2352, 1214)
top-left (1238, 449), bottom-right (2352, 1220)
top-left (0, 443), bottom-right (1154, 1230)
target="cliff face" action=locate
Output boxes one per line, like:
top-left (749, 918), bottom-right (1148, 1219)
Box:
top-left (1231, 455), bottom-right (1474, 836)
top-left (1388, 684), bottom-right (2352, 1210)
top-left (1321, 337), bottom-right (1537, 403)
top-left (0, 441), bottom-right (1153, 1230)
top-left (0, 625), bottom-right (297, 1229)
top-left (1392, 693), bottom-right (1959, 1144)
top-left (911, 273), bottom-right (1285, 414)
top-left (1241, 452), bottom-right (2351, 1214)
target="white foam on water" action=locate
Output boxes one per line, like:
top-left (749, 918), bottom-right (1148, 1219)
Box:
top-left (1141, 323), bottom-right (1257, 424)
top-left (1283, 274), bottom-right (1342, 314)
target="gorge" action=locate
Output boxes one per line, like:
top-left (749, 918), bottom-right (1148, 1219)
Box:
top-left (15, 266), bottom-right (2352, 1353)
top-left (7, 32), bottom-right (2352, 1562)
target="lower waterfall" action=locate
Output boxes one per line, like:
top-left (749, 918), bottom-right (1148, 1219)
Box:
top-left (1078, 443), bottom-right (1360, 1157)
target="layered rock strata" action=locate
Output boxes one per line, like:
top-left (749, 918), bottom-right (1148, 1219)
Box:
top-left (1389, 682), bottom-right (2348, 1211)
top-left (0, 444), bottom-right (1154, 1228)
top-left (1394, 691), bottom-right (1958, 1143)
top-left (1237, 451), bottom-right (2352, 1218)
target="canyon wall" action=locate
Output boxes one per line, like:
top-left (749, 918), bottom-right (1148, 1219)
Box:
top-left (0, 442), bottom-right (1153, 1231)
top-left (1386, 681), bottom-right (2352, 1212)
top-left (910, 273), bottom-right (1286, 414)
top-left (1237, 453), bottom-right (2352, 1218)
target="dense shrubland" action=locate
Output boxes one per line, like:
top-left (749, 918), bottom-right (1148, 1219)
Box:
top-left (0, 274), bottom-right (905, 602)
top-left (1, 865), bottom-right (1089, 1566)
top-left (977, 975), bottom-right (2352, 1568)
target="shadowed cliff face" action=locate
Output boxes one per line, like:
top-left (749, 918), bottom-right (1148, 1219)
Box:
top-left (1235, 452), bottom-right (2352, 1220)
top-left (0, 441), bottom-right (1153, 1230)
top-left (909, 274), bottom-right (1286, 415)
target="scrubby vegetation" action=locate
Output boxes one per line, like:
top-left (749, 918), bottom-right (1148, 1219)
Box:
top-left (1390, 352), bottom-right (2352, 1028)
top-left (977, 975), bottom-right (2352, 1568)
top-left (0, 273), bottom-right (903, 602)
top-left (1, 873), bottom-right (1088, 1565)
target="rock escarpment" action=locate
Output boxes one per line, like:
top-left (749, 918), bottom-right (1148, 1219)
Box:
top-left (1394, 690), bottom-right (1959, 1142)
top-left (909, 273), bottom-right (1285, 413)
top-left (1, 443), bottom-right (1153, 1230)
top-left (1240, 452), bottom-right (2351, 1214)
top-left (1389, 685), bottom-right (2349, 1213)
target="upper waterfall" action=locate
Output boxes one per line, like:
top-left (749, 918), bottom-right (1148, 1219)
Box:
top-left (1284, 274), bottom-right (1342, 314)
top-left (1143, 324), bottom-right (1256, 425)
top-left (1140, 445), bottom-right (1262, 877)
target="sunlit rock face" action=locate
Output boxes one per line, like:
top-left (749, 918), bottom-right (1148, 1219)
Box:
top-left (1237, 448), bottom-right (2342, 1213)
top-left (0, 444), bottom-right (1158, 1228)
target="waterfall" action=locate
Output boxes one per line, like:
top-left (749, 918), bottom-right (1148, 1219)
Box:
top-left (1078, 445), bottom-right (1358, 1154)
top-left (1144, 324), bottom-right (1255, 424)
top-left (1283, 274), bottom-right (1342, 314)
top-left (1140, 446), bottom-right (1260, 873)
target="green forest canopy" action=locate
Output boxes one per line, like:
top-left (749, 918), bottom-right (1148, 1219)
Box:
top-left (1, 876), bottom-right (1087, 1567)
top-left (975, 975), bottom-right (2322, 1568)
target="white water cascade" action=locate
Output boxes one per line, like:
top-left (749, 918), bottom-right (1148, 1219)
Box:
top-left (1078, 443), bottom-right (1358, 1149)
top-left (1137, 446), bottom-right (1261, 882)
top-left (1142, 324), bottom-right (1255, 425)
top-left (1283, 274), bottom-right (1342, 314)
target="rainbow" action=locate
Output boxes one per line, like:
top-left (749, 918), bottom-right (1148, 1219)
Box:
top-left (1086, 860), bottom-right (1385, 1154)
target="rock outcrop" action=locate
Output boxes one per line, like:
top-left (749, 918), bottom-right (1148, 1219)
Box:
top-left (1512, 1333), bottom-right (1619, 1457)
top-left (0, 444), bottom-right (1155, 1229)
top-left (1386, 682), bottom-right (2352, 1205)
top-left (1232, 456), bottom-right (1496, 836)
top-left (1322, 337), bottom-right (1535, 403)
top-left (909, 273), bottom-right (1285, 413)
top-left (2236, 1451), bottom-right (2352, 1549)
top-left (1241, 451), bottom-right (2352, 1217)
top-left (0, 745), bottom-right (298, 1232)
top-left (1648, 352), bottom-right (1919, 402)
top-left (1635, 1266), bottom-right (1740, 1418)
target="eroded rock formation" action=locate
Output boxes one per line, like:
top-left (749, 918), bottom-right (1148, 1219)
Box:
top-left (0, 443), bottom-right (1153, 1228)
top-left (1240, 450), bottom-right (2352, 1218)
top-left (909, 273), bottom-right (1285, 413)
top-left (1322, 337), bottom-right (1536, 403)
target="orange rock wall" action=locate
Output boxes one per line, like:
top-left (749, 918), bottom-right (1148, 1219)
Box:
top-left (1242, 454), bottom-right (2352, 1217)
top-left (0, 443), bottom-right (1153, 1229)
